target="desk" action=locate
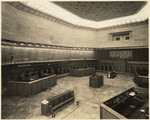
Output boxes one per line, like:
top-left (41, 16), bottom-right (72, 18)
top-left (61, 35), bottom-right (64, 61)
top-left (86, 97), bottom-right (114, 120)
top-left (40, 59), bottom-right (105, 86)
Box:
top-left (100, 87), bottom-right (148, 119)
top-left (89, 75), bottom-right (103, 88)
top-left (69, 68), bottom-right (95, 77)
top-left (7, 74), bottom-right (57, 96)
top-left (134, 70), bottom-right (148, 88)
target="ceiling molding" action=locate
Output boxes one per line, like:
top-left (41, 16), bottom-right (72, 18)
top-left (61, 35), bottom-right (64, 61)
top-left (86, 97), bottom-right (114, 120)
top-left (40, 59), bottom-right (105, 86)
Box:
top-left (5, 2), bottom-right (149, 32)
top-left (6, 2), bottom-right (96, 31)
top-left (97, 20), bottom-right (148, 31)
top-left (21, 1), bottom-right (149, 28)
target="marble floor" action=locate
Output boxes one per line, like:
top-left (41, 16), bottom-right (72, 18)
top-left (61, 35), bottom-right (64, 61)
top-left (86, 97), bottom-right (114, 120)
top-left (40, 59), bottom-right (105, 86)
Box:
top-left (2, 72), bottom-right (138, 119)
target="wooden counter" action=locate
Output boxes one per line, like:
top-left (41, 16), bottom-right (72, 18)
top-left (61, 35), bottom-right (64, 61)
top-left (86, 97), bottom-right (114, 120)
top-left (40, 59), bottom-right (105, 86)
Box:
top-left (100, 87), bottom-right (148, 119)
top-left (134, 71), bottom-right (148, 88)
top-left (7, 74), bottom-right (57, 96)
top-left (69, 68), bottom-right (95, 77)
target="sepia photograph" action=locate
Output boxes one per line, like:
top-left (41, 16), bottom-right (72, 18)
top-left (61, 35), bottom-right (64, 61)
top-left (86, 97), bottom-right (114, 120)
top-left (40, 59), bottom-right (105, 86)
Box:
top-left (1, 0), bottom-right (149, 119)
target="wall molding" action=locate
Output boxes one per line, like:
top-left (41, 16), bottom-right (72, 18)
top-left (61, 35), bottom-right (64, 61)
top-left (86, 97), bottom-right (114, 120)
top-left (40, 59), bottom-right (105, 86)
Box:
top-left (5, 2), bottom-right (148, 32)
top-left (127, 61), bottom-right (148, 65)
top-left (97, 21), bottom-right (148, 31)
top-left (1, 39), bottom-right (94, 51)
top-left (2, 39), bottom-right (148, 51)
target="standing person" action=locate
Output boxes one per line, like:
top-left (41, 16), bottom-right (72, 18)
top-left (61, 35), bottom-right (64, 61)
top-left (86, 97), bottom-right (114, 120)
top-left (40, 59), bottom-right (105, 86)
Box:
top-left (11, 53), bottom-right (15, 63)
top-left (76, 100), bottom-right (80, 107)
top-left (51, 111), bottom-right (55, 118)
top-left (52, 113), bottom-right (55, 118)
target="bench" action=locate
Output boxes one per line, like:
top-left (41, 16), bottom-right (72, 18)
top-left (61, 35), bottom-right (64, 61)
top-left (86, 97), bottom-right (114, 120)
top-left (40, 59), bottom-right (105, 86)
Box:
top-left (41, 90), bottom-right (74, 116)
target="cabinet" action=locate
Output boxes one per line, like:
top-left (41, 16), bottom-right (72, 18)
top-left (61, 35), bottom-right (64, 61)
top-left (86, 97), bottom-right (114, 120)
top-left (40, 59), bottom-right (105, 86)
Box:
top-left (89, 75), bottom-right (103, 88)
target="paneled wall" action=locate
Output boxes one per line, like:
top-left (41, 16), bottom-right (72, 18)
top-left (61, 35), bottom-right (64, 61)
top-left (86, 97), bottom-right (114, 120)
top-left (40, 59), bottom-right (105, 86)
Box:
top-left (95, 48), bottom-right (148, 61)
top-left (2, 3), bottom-right (97, 48)
top-left (95, 48), bottom-right (148, 73)
top-left (95, 23), bottom-right (148, 48)
top-left (127, 61), bottom-right (148, 73)
top-left (97, 60), bottom-right (148, 73)
top-left (2, 45), bottom-right (95, 65)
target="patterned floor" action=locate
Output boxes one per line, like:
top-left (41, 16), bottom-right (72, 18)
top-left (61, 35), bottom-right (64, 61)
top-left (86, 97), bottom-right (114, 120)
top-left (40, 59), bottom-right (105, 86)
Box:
top-left (2, 72), bottom-right (138, 119)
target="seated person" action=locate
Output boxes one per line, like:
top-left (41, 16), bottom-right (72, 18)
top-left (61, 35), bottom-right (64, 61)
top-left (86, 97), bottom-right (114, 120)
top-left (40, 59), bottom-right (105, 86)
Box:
top-left (18, 71), bottom-right (35, 81)
top-left (107, 70), bottom-right (116, 78)
top-left (43, 69), bottom-right (50, 77)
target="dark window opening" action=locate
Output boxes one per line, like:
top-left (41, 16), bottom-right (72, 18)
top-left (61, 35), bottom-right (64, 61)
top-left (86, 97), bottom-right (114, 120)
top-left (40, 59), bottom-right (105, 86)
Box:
top-left (110, 31), bottom-right (132, 41)
top-left (116, 37), bottom-right (120, 41)
top-left (125, 36), bottom-right (130, 40)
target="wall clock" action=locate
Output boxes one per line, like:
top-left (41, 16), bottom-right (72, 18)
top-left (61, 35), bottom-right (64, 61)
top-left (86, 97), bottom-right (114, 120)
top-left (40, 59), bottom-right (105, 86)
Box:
top-left (49, 35), bottom-right (54, 41)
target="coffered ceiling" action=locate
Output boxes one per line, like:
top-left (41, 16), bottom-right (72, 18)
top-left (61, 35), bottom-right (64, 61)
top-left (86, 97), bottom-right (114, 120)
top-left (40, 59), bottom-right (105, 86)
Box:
top-left (54, 1), bottom-right (146, 21)
top-left (6, 1), bottom-right (149, 29)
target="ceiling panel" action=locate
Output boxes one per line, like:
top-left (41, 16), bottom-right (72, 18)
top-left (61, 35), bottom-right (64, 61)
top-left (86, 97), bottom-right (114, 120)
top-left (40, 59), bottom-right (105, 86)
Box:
top-left (54, 1), bottom-right (147, 21)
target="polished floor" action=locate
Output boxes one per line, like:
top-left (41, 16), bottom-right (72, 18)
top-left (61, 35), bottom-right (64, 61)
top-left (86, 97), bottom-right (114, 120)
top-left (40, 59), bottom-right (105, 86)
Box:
top-left (2, 72), bottom-right (138, 119)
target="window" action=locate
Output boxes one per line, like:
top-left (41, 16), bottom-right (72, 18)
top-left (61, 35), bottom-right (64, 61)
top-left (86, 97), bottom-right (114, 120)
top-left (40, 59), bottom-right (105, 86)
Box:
top-left (110, 31), bottom-right (132, 41)
top-left (125, 36), bottom-right (130, 40)
top-left (116, 37), bottom-right (120, 41)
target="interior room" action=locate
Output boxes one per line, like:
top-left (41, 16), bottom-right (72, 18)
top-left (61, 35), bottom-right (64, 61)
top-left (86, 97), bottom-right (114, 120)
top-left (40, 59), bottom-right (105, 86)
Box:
top-left (1, 1), bottom-right (149, 119)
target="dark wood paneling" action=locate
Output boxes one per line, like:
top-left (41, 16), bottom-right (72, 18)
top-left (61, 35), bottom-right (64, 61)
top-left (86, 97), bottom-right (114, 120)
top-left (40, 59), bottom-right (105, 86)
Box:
top-left (2, 45), bottom-right (95, 65)
top-left (96, 48), bottom-right (148, 61)
top-left (132, 48), bottom-right (148, 61)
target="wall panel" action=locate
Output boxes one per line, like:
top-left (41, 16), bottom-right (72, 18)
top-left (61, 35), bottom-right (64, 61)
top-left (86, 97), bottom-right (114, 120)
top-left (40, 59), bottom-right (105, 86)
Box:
top-left (95, 24), bottom-right (148, 48)
top-left (2, 45), bottom-right (95, 65)
top-left (96, 48), bottom-right (148, 61)
top-left (2, 3), bottom-right (97, 48)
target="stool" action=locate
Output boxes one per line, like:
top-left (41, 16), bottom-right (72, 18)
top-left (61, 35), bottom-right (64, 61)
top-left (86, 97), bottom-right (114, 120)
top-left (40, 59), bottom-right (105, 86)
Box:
top-left (41, 100), bottom-right (49, 116)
